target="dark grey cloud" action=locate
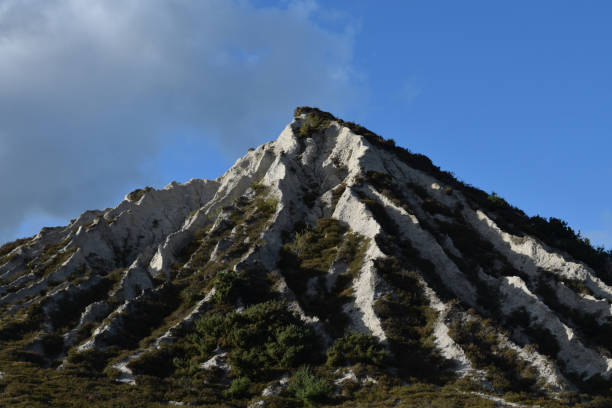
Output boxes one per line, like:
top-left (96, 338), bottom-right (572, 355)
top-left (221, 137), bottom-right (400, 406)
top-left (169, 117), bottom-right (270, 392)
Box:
top-left (0, 0), bottom-right (361, 242)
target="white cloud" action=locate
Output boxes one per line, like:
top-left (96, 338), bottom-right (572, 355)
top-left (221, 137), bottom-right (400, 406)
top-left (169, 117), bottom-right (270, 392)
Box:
top-left (0, 0), bottom-right (362, 242)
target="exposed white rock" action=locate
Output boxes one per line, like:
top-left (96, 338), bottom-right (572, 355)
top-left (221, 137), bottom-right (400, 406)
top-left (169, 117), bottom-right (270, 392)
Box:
top-left (333, 368), bottom-right (378, 387)
top-left (200, 349), bottom-right (230, 373)
top-left (261, 374), bottom-right (290, 397)
top-left (500, 276), bottom-right (612, 379)
top-left (154, 288), bottom-right (216, 348)
top-left (334, 190), bottom-right (386, 340)
top-left (467, 209), bottom-right (612, 301)
top-left (468, 392), bottom-right (540, 408)
top-left (112, 351), bottom-right (145, 386)
top-left (422, 285), bottom-right (472, 375)
top-left (64, 301), bottom-right (112, 347)
top-left (113, 260), bottom-right (154, 301)
top-left (334, 368), bottom-right (358, 385)
top-left (369, 186), bottom-right (477, 306)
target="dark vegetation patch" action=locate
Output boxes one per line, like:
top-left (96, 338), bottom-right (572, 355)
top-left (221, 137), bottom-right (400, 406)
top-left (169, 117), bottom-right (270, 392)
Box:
top-left (278, 218), bottom-right (368, 338)
top-left (287, 365), bottom-right (331, 404)
top-left (435, 219), bottom-right (511, 315)
top-left (330, 183), bottom-right (347, 212)
top-left (504, 307), bottom-right (560, 358)
top-left (296, 111), bottom-right (331, 139)
top-left (364, 170), bottom-right (455, 219)
top-left (532, 276), bottom-right (612, 356)
top-left (0, 303), bottom-right (44, 342)
top-left (38, 332), bottom-right (64, 357)
top-left (89, 284), bottom-right (183, 352)
top-left (448, 309), bottom-right (539, 393)
top-left (326, 333), bottom-right (387, 367)
top-left (211, 267), bottom-right (274, 306)
top-left (373, 257), bottom-right (452, 383)
top-left (64, 349), bottom-right (117, 373)
top-left (182, 301), bottom-right (319, 381)
top-left (46, 272), bottom-right (117, 331)
top-left (2, 340), bottom-right (612, 406)
top-left (127, 345), bottom-right (179, 379)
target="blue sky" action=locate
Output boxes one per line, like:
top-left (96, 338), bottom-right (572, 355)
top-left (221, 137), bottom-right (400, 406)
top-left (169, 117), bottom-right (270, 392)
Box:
top-left (1, 1), bottom-right (611, 249)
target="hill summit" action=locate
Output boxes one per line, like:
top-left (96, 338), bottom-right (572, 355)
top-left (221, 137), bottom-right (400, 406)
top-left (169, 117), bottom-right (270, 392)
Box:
top-left (1, 107), bottom-right (612, 407)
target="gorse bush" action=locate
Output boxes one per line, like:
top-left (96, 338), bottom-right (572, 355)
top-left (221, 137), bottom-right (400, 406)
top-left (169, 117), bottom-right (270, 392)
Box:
top-left (254, 196), bottom-right (279, 217)
top-left (287, 366), bottom-right (330, 403)
top-left (326, 333), bottom-right (387, 367)
top-left (128, 345), bottom-right (179, 378)
top-left (223, 376), bottom-right (252, 399)
top-left (188, 301), bottom-right (318, 379)
top-left (211, 270), bottom-right (248, 304)
top-left (298, 111), bottom-right (330, 138)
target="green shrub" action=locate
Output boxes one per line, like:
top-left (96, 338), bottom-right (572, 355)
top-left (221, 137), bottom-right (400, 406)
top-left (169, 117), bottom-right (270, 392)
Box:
top-left (279, 218), bottom-right (367, 337)
top-left (487, 192), bottom-right (512, 209)
top-left (46, 275), bottom-right (115, 331)
top-left (65, 349), bottom-right (115, 372)
top-left (212, 270), bottom-right (248, 304)
top-left (127, 345), bottom-right (178, 378)
top-left (126, 186), bottom-right (153, 202)
top-left (330, 183), bottom-right (347, 211)
top-left (107, 284), bottom-right (182, 350)
top-left (448, 311), bottom-right (537, 392)
top-left (326, 333), bottom-right (387, 367)
top-left (287, 366), bottom-right (330, 403)
top-left (280, 218), bottom-right (346, 293)
top-left (0, 303), bottom-right (44, 341)
top-left (298, 112), bottom-right (329, 138)
top-left (254, 196), bottom-right (278, 218)
top-left (223, 376), bottom-right (252, 399)
top-left (189, 301), bottom-right (319, 379)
